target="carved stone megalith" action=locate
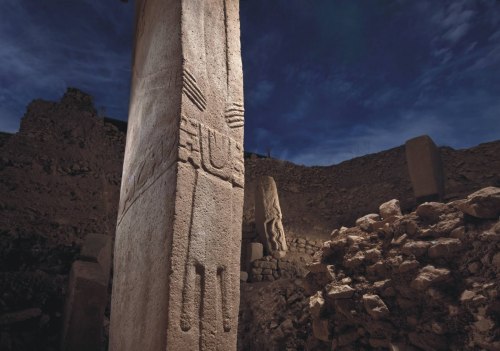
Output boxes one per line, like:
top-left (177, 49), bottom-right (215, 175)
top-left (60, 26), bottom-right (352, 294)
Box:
top-left (255, 176), bottom-right (287, 258)
top-left (109, 1), bottom-right (245, 351)
top-left (405, 135), bottom-right (444, 203)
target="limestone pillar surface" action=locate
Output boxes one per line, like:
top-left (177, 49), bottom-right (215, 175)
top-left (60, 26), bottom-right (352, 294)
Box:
top-left (109, 1), bottom-right (244, 350)
top-left (255, 176), bottom-right (287, 258)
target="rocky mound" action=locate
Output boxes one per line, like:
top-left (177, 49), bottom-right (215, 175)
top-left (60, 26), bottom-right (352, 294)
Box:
top-left (0, 88), bottom-right (125, 350)
top-left (238, 188), bottom-right (500, 351)
top-left (243, 141), bottom-right (500, 242)
top-left (306, 187), bottom-right (500, 350)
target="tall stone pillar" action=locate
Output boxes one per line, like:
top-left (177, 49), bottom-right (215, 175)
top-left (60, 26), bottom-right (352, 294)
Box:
top-left (109, 1), bottom-right (244, 350)
top-left (405, 135), bottom-right (444, 203)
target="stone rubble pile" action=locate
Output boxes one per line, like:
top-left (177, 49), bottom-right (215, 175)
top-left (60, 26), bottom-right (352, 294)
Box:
top-left (238, 279), bottom-right (312, 351)
top-left (307, 187), bottom-right (500, 350)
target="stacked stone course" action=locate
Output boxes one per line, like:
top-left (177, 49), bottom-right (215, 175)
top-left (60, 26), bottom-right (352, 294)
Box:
top-left (287, 237), bottom-right (323, 255)
top-left (250, 257), bottom-right (297, 282)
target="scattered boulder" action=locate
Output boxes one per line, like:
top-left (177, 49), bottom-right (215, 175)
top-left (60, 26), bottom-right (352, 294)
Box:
top-left (458, 186), bottom-right (500, 219)
top-left (416, 202), bottom-right (448, 223)
top-left (379, 199), bottom-right (402, 219)
top-left (355, 213), bottom-right (380, 232)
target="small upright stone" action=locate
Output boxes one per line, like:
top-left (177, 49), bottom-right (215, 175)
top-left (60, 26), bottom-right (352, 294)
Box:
top-left (405, 135), bottom-right (444, 203)
top-left (255, 176), bottom-right (288, 258)
top-left (245, 242), bottom-right (264, 271)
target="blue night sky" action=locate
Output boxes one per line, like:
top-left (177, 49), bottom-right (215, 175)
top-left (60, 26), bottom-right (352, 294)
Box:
top-left (0, 0), bottom-right (499, 165)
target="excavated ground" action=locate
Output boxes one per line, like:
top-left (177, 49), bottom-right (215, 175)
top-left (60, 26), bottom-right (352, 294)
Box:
top-left (0, 89), bottom-right (499, 350)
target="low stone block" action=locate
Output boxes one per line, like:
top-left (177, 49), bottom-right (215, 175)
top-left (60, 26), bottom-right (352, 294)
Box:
top-left (61, 261), bottom-right (107, 351)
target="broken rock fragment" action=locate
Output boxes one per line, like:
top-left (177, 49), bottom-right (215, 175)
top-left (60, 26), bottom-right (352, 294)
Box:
top-left (326, 284), bottom-right (355, 300)
top-left (362, 294), bottom-right (390, 319)
top-left (411, 265), bottom-right (450, 291)
top-left (416, 202), bottom-right (448, 223)
top-left (355, 213), bottom-right (380, 232)
top-left (427, 238), bottom-right (462, 258)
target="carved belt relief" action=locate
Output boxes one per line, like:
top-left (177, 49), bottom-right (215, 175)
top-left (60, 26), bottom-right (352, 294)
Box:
top-left (179, 115), bottom-right (244, 188)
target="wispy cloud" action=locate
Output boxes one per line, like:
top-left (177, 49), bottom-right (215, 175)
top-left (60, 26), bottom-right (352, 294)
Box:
top-left (247, 80), bottom-right (275, 107)
top-left (287, 88), bottom-right (500, 166)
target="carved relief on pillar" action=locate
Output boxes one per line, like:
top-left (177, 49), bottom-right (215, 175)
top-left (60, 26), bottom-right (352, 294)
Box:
top-left (178, 114), bottom-right (244, 189)
top-left (166, 0), bottom-right (245, 350)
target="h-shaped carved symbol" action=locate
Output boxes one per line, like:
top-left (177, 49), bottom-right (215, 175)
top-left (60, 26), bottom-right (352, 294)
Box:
top-left (180, 260), bottom-right (232, 333)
